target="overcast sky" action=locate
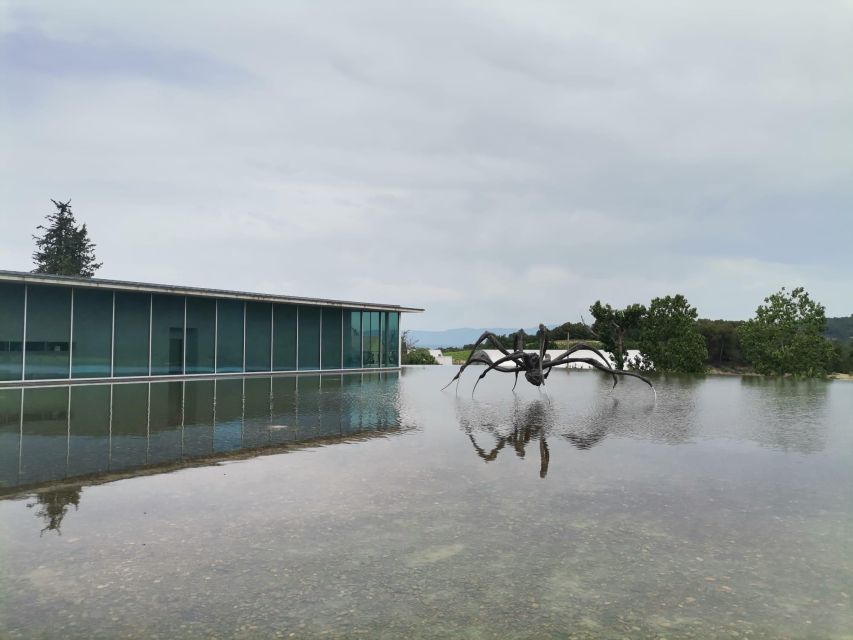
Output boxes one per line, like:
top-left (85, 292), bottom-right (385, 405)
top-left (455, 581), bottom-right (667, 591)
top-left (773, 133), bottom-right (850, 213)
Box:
top-left (1, 1), bottom-right (851, 329)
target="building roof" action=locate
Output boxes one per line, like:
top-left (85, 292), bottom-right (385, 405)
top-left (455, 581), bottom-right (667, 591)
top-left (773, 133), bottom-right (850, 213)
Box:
top-left (0, 269), bottom-right (423, 313)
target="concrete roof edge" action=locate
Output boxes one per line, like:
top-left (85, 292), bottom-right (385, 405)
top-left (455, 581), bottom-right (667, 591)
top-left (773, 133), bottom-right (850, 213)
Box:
top-left (0, 269), bottom-right (424, 313)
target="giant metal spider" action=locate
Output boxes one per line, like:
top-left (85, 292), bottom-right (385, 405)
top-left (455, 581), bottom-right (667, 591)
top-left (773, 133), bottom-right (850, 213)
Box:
top-left (442, 324), bottom-right (655, 394)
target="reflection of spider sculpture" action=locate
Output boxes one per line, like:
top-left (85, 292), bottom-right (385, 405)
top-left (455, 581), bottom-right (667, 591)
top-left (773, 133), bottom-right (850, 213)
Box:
top-left (468, 420), bottom-right (551, 478)
top-left (465, 399), bottom-right (554, 477)
top-left (465, 400), bottom-right (612, 478)
top-left (443, 324), bottom-right (655, 394)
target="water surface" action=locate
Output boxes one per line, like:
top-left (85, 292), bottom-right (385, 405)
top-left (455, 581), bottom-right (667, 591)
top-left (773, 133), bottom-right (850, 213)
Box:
top-left (1, 368), bottom-right (851, 638)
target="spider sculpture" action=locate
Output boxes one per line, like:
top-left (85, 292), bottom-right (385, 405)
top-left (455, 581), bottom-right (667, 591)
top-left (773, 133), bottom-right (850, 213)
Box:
top-left (442, 324), bottom-right (655, 394)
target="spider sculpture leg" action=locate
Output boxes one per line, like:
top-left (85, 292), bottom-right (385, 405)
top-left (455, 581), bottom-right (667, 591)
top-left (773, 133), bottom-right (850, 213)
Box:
top-left (550, 342), bottom-right (619, 386)
top-left (442, 332), bottom-right (522, 389)
top-left (471, 353), bottom-right (527, 394)
top-left (536, 324), bottom-right (549, 384)
top-left (441, 350), bottom-right (523, 391)
top-left (548, 356), bottom-right (654, 392)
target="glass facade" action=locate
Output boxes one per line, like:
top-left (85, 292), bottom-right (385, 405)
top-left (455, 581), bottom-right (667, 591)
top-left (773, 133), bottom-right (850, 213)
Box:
top-left (0, 278), bottom-right (403, 382)
top-left (0, 282), bottom-right (25, 381)
top-left (114, 292), bottom-right (150, 377)
top-left (185, 297), bottom-right (216, 374)
top-left (273, 304), bottom-right (297, 371)
top-left (364, 311), bottom-right (381, 368)
top-left (71, 289), bottom-right (112, 379)
top-left (297, 306), bottom-right (321, 370)
top-left (151, 294), bottom-right (184, 375)
top-left (384, 311), bottom-right (399, 368)
top-left (344, 310), bottom-right (362, 369)
top-left (245, 302), bottom-right (272, 372)
top-left (321, 307), bottom-right (342, 370)
top-left (25, 285), bottom-right (71, 380)
top-left (216, 300), bottom-right (244, 373)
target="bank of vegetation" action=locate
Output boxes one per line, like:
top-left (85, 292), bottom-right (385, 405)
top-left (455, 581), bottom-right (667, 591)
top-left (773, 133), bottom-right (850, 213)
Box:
top-left (431, 288), bottom-right (852, 378)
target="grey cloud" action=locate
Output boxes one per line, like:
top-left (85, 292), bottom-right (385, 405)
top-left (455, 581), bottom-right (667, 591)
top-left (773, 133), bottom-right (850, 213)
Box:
top-left (0, 27), bottom-right (248, 85)
top-left (0, 0), bottom-right (850, 329)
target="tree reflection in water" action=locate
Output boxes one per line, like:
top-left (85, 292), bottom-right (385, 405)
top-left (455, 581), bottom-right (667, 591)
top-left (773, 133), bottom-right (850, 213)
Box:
top-left (462, 398), bottom-right (618, 478)
top-left (26, 486), bottom-right (82, 535)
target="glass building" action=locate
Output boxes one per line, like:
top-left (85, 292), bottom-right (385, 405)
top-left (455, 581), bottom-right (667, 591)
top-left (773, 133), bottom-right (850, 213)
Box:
top-left (0, 270), bottom-right (420, 383)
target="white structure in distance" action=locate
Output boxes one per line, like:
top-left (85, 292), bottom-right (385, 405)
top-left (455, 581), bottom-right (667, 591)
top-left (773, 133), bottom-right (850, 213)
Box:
top-left (428, 349), bottom-right (454, 366)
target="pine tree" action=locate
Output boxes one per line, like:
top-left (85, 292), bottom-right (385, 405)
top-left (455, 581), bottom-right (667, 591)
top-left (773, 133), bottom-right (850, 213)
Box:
top-left (32, 199), bottom-right (102, 277)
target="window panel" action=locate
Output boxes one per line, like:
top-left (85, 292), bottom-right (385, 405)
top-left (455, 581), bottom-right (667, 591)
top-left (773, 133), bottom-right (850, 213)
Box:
top-left (379, 312), bottom-right (386, 367)
top-left (344, 310), bottom-right (361, 369)
top-left (364, 311), bottom-right (380, 368)
top-left (114, 292), bottom-right (150, 377)
top-left (71, 289), bottom-right (112, 378)
top-left (216, 300), bottom-right (244, 373)
top-left (25, 285), bottom-right (71, 380)
top-left (151, 294), bottom-right (185, 375)
top-left (0, 282), bottom-right (25, 381)
top-left (321, 307), bottom-right (342, 370)
top-left (297, 306), bottom-right (320, 370)
top-left (384, 312), bottom-right (399, 367)
top-left (185, 297), bottom-right (216, 374)
top-left (245, 302), bottom-right (272, 372)
top-left (273, 304), bottom-right (297, 371)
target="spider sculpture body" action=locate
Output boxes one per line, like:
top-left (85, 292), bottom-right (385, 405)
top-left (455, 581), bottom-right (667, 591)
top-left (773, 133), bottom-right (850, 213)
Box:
top-left (443, 324), bottom-right (655, 394)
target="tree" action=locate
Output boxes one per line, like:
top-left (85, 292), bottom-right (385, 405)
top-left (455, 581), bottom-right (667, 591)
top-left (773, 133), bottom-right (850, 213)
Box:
top-left (697, 319), bottom-right (746, 368)
top-left (400, 330), bottom-right (414, 358)
top-left (549, 321), bottom-right (597, 342)
top-left (399, 331), bottom-right (438, 364)
top-left (738, 287), bottom-right (834, 377)
top-left (403, 348), bottom-right (438, 365)
top-left (637, 294), bottom-right (707, 373)
top-left (588, 301), bottom-right (646, 369)
top-left (33, 199), bottom-right (102, 277)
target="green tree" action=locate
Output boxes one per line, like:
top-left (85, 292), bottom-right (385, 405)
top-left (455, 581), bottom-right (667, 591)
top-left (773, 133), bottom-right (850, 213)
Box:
top-left (588, 301), bottom-right (646, 369)
top-left (638, 294), bottom-right (707, 373)
top-left (738, 287), bottom-right (834, 377)
top-left (400, 330), bottom-right (413, 358)
top-left (32, 199), bottom-right (102, 277)
top-left (549, 321), bottom-right (597, 342)
top-left (402, 348), bottom-right (437, 365)
top-left (827, 342), bottom-right (852, 374)
top-left (697, 319), bottom-right (746, 368)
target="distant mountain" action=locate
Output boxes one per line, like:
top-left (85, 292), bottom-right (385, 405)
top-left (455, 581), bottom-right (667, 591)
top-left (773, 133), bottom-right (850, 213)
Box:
top-left (407, 327), bottom-right (540, 349)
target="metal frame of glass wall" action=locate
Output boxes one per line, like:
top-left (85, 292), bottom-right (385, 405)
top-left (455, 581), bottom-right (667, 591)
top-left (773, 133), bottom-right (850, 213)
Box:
top-left (0, 280), bottom-right (403, 383)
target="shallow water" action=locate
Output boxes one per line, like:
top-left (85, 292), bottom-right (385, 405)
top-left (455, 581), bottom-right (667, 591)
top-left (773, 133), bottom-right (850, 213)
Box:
top-left (1, 368), bottom-right (851, 639)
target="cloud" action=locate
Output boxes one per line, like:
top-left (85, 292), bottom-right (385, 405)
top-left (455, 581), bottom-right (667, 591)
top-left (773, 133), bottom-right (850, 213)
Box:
top-left (1, 0), bottom-right (851, 328)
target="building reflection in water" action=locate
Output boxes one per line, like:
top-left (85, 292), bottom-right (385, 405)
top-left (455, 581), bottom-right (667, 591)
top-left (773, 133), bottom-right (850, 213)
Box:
top-left (0, 372), bottom-right (402, 493)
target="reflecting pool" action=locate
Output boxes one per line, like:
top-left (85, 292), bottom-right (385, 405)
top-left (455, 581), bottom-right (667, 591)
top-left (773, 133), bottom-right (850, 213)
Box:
top-left (1, 368), bottom-right (851, 638)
